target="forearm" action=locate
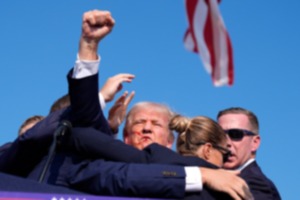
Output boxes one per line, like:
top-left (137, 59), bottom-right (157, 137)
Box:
top-left (68, 57), bottom-right (109, 133)
top-left (0, 109), bottom-right (66, 176)
top-left (68, 127), bottom-right (149, 162)
top-left (68, 160), bottom-right (186, 198)
top-left (68, 128), bottom-right (217, 167)
top-left (68, 71), bottom-right (103, 129)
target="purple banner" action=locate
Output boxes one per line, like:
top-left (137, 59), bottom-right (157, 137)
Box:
top-left (0, 191), bottom-right (170, 200)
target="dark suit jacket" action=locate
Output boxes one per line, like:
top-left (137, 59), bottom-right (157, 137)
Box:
top-left (60, 71), bottom-right (232, 200)
top-left (26, 150), bottom-right (186, 198)
top-left (0, 69), bottom-right (109, 177)
top-left (65, 128), bottom-right (234, 200)
top-left (66, 112), bottom-right (282, 200)
top-left (241, 161), bottom-right (281, 200)
top-left (67, 127), bottom-right (215, 168)
top-left (0, 108), bottom-right (66, 176)
top-left (61, 69), bottom-right (281, 200)
top-left (0, 172), bottom-right (84, 194)
top-left (0, 142), bottom-right (12, 157)
top-left (0, 70), bottom-right (242, 199)
top-left (0, 71), bottom-right (189, 199)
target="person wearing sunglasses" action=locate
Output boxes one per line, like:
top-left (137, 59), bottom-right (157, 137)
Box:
top-left (217, 107), bottom-right (281, 200)
top-left (169, 114), bottom-right (231, 168)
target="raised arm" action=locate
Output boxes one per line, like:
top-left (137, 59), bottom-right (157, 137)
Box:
top-left (68, 10), bottom-right (114, 131)
top-left (78, 10), bottom-right (114, 60)
top-left (0, 10), bottom-right (115, 176)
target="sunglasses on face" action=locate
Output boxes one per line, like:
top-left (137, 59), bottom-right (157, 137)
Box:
top-left (212, 144), bottom-right (231, 163)
top-left (225, 129), bottom-right (257, 141)
top-left (194, 142), bottom-right (231, 163)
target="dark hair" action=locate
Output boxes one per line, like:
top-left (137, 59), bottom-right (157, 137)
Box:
top-left (49, 94), bottom-right (70, 113)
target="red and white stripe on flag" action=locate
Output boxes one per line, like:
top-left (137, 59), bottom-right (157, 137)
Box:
top-left (184, 0), bottom-right (234, 86)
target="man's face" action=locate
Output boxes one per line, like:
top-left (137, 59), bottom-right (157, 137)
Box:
top-left (218, 113), bottom-right (260, 169)
top-left (124, 106), bottom-right (172, 150)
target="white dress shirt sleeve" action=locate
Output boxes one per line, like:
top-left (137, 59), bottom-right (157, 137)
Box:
top-left (72, 54), bottom-right (106, 109)
top-left (184, 166), bottom-right (203, 192)
top-left (98, 93), bottom-right (106, 110)
top-left (72, 54), bottom-right (100, 78)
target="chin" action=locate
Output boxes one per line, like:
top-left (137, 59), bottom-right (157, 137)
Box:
top-left (134, 143), bottom-right (144, 150)
top-left (223, 161), bottom-right (236, 169)
top-left (142, 141), bottom-right (153, 147)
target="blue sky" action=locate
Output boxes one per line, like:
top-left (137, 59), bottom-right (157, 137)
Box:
top-left (1, 1), bottom-right (299, 199)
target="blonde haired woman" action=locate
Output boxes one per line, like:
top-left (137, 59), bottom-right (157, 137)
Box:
top-left (170, 115), bottom-right (231, 167)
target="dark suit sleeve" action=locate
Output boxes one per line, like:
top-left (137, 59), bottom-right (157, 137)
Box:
top-left (68, 127), bottom-right (217, 169)
top-left (240, 162), bottom-right (281, 200)
top-left (243, 174), bottom-right (280, 200)
top-left (67, 159), bottom-right (186, 198)
top-left (0, 109), bottom-right (64, 176)
top-left (0, 172), bottom-right (84, 194)
top-left (0, 142), bottom-right (12, 157)
top-left (0, 71), bottom-right (111, 176)
top-left (67, 70), bottom-right (112, 136)
top-left (144, 144), bottom-right (217, 168)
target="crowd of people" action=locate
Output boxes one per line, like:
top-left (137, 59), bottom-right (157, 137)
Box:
top-left (0, 10), bottom-right (281, 200)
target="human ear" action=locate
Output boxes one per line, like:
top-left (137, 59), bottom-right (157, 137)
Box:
top-left (203, 143), bottom-right (213, 160)
top-left (251, 135), bottom-right (261, 152)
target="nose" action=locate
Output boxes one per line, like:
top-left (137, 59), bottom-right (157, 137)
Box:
top-left (226, 135), bottom-right (233, 148)
top-left (142, 121), bottom-right (152, 134)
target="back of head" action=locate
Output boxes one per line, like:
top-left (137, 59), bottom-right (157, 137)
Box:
top-left (217, 107), bottom-right (259, 134)
top-left (18, 115), bottom-right (45, 136)
top-left (170, 114), bottom-right (227, 156)
top-left (49, 94), bottom-right (70, 114)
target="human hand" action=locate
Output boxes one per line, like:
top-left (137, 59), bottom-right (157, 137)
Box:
top-left (108, 91), bottom-right (135, 134)
top-left (100, 73), bottom-right (135, 103)
top-left (200, 168), bottom-right (253, 200)
top-left (79, 10), bottom-right (115, 60)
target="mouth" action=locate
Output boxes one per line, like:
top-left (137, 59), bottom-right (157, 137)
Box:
top-left (140, 136), bottom-right (152, 142)
top-left (133, 132), bottom-right (153, 143)
top-left (226, 154), bottom-right (235, 162)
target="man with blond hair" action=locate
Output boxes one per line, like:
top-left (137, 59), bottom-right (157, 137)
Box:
top-left (123, 102), bottom-right (174, 150)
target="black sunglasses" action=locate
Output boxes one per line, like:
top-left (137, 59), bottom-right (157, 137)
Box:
top-left (194, 142), bottom-right (231, 163)
top-left (213, 144), bottom-right (232, 163)
top-left (225, 129), bottom-right (257, 141)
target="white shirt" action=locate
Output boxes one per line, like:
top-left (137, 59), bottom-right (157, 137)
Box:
top-left (236, 158), bottom-right (255, 171)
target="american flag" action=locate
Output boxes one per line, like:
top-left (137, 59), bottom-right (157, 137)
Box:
top-left (184, 0), bottom-right (234, 86)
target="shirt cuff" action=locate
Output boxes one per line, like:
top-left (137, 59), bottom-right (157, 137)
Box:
top-left (72, 54), bottom-right (101, 79)
top-left (184, 167), bottom-right (203, 192)
top-left (98, 93), bottom-right (106, 110)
